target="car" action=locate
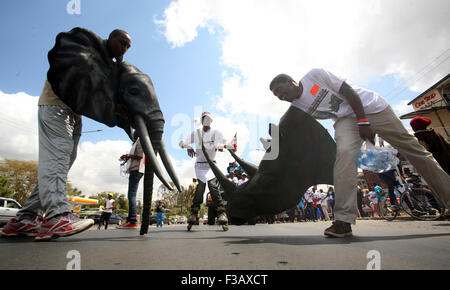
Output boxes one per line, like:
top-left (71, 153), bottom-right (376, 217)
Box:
top-left (0, 198), bottom-right (22, 226)
top-left (176, 216), bottom-right (187, 224)
top-left (149, 213), bottom-right (170, 225)
top-left (86, 212), bottom-right (122, 225)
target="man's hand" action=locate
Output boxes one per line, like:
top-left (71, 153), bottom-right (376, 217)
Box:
top-left (187, 148), bottom-right (196, 158)
top-left (358, 125), bottom-right (376, 145)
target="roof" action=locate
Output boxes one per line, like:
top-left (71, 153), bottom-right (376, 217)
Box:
top-left (408, 74), bottom-right (450, 105)
top-left (399, 105), bottom-right (449, 119)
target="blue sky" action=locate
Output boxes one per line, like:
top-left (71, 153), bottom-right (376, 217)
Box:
top-left (1, 0), bottom-right (448, 196)
top-left (0, 0), bottom-right (226, 160)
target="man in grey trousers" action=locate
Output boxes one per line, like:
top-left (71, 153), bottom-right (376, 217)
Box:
top-left (1, 29), bottom-right (132, 240)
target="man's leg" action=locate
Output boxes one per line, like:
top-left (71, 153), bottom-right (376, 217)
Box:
top-left (378, 173), bottom-right (399, 209)
top-left (189, 180), bottom-right (206, 223)
top-left (332, 115), bottom-right (364, 225)
top-left (321, 205), bottom-right (330, 221)
top-left (127, 171), bottom-right (143, 224)
top-left (370, 106), bottom-right (450, 209)
top-left (207, 178), bottom-right (225, 213)
top-left (324, 116), bottom-right (362, 237)
top-left (104, 212), bottom-right (111, 230)
top-left (38, 106), bottom-right (80, 219)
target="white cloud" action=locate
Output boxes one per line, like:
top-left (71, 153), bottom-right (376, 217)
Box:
top-left (0, 91), bottom-right (39, 161)
top-left (393, 100), bottom-right (412, 115)
top-left (155, 0), bottom-right (450, 117)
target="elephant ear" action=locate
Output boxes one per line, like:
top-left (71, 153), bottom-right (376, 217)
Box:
top-left (47, 27), bottom-right (119, 127)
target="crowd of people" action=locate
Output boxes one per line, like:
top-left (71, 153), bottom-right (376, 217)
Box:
top-left (226, 162), bottom-right (249, 186)
top-left (256, 186), bottom-right (336, 224)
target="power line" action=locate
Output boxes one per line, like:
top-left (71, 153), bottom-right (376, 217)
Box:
top-left (385, 47), bottom-right (450, 101)
top-left (388, 54), bottom-right (450, 102)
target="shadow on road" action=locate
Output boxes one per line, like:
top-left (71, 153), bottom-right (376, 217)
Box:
top-left (216, 233), bottom-right (450, 246)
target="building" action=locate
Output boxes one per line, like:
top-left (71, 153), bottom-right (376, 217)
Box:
top-left (399, 74), bottom-right (450, 140)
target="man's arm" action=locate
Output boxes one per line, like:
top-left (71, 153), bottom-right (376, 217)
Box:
top-left (179, 131), bottom-right (196, 157)
top-left (339, 82), bottom-right (376, 144)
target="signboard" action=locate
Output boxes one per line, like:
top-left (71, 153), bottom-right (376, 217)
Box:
top-left (412, 89), bottom-right (442, 111)
top-left (68, 196), bottom-right (99, 205)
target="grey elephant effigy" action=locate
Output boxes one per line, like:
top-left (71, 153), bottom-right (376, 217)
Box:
top-left (47, 27), bottom-right (181, 235)
top-left (203, 106), bottom-right (336, 225)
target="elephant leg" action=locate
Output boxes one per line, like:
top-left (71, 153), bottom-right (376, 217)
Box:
top-left (140, 159), bottom-right (154, 235)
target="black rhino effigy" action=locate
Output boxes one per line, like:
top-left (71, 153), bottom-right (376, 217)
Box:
top-left (203, 106), bottom-right (337, 224)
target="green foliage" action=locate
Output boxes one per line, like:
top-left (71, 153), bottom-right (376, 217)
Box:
top-left (0, 159), bottom-right (38, 205)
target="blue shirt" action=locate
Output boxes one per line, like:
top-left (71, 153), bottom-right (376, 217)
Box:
top-left (374, 185), bottom-right (386, 202)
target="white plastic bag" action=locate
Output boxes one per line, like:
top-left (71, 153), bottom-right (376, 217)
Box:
top-left (120, 163), bottom-right (127, 178)
top-left (357, 142), bottom-right (399, 173)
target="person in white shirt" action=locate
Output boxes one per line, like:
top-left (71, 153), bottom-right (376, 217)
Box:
top-left (270, 68), bottom-right (450, 237)
top-left (179, 112), bottom-right (231, 227)
top-left (304, 188), bottom-right (317, 222)
top-left (237, 173), bottom-right (249, 186)
top-left (99, 193), bottom-right (115, 230)
top-left (318, 189), bottom-right (330, 221)
top-left (117, 130), bottom-right (145, 229)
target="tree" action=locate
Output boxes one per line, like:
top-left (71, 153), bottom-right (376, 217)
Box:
top-left (67, 182), bottom-right (83, 197)
top-left (0, 159), bottom-right (38, 205)
top-left (0, 175), bottom-right (13, 198)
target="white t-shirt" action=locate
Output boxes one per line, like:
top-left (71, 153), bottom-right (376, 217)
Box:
top-left (304, 190), bottom-right (314, 203)
top-left (180, 128), bottom-right (227, 183)
top-left (104, 199), bottom-right (114, 213)
top-left (291, 68), bottom-right (389, 121)
top-left (237, 177), bottom-right (249, 186)
top-left (180, 128), bottom-right (227, 163)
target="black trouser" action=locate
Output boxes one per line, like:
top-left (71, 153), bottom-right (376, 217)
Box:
top-left (378, 172), bottom-right (400, 206)
top-left (99, 212), bottom-right (112, 229)
top-left (306, 203), bottom-right (317, 221)
top-left (357, 192), bottom-right (367, 217)
top-left (191, 178), bottom-right (225, 214)
top-left (316, 204), bottom-right (326, 220)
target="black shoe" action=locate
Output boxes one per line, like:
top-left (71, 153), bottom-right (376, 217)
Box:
top-left (324, 220), bottom-right (352, 238)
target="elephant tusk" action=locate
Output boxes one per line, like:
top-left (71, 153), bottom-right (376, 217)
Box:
top-left (159, 140), bottom-right (182, 192)
top-left (134, 115), bottom-right (174, 191)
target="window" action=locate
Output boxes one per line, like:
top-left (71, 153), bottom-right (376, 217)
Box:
top-left (6, 200), bottom-right (20, 209)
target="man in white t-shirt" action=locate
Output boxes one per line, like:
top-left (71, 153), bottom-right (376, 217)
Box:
top-left (179, 112), bottom-right (232, 229)
top-left (270, 68), bottom-right (450, 238)
top-left (99, 193), bottom-right (115, 230)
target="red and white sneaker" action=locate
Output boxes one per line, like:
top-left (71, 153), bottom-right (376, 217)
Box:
top-left (35, 212), bottom-right (94, 241)
top-left (1, 217), bottom-right (40, 237)
top-left (116, 222), bottom-right (138, 229)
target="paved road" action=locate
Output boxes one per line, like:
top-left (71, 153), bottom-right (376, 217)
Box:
top-left (1, 219), bottom-right (449, 270)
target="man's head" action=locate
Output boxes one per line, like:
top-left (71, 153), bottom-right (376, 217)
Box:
top-left (410, 116), bottom-right (432, 132)
top-left (270, 74), bottom-right (301, 102)
top-left (108, 193), bottom-right (113, 199)
top-left (107, 29), bottom-right (132, 62)
top-left (201, 111), bottom-right (213, 131)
